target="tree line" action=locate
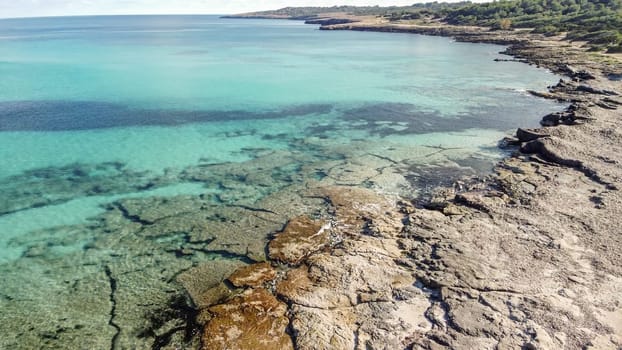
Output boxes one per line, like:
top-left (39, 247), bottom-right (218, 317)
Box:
top-left (441, 0), bottom-right (622, 52)
top-left (246, 0), bottom-right (622, 52)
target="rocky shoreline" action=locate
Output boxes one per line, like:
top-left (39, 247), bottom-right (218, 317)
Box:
top-left (199, 17), bottom-right (622, 350)
top-left (1, 16), bottom-right (619, 350)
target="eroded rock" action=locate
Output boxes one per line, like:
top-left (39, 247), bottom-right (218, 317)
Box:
top-left (516, 128), bottom-right (549, 142)
top-left (268, 216), bottom-right (330, 265)
top-left (201, 288), bottom-right (293, 350)
top-left (227, 262), bottom-right (277, 288)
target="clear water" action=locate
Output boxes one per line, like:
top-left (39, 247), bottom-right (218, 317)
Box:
top-left (0, 15), bottom-right (563, 349)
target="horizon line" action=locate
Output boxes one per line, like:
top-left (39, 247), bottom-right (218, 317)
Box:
top-left (0, 13), bottom-right (237, 20)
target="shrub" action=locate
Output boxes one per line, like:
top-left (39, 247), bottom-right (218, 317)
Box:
top-left (606, 44), bottom-right (622, 53)
top-left (498, 18), bottom-right (513, 30)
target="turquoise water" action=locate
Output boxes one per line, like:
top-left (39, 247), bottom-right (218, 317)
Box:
top-left (0, 16), bottom-right (558, 177)
top-left (0, 15), bottom-right (563, 349)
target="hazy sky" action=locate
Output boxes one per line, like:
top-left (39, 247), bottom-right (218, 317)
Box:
top-left (0, 0), bottom-right (434, 18)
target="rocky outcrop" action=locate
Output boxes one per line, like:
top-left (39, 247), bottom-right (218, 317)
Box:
top-left (268, 216), bottom-right (331, 265)
top-left (204, 187), bottom-right (425, 349)
top-left (516, 127), bottom-right (550, 142)
top-left (305, 18), bottom-right (357, 26)
top-left (201, 288), bottom-right (293, 350)
top-left (227, 262), bottom-right (278, 288)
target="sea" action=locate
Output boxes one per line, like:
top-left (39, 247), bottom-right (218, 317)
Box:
top-left (0, 15), bottom-right (563, 349)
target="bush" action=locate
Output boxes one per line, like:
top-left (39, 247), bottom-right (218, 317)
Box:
top-left (533, 24), bottom-right (561, 35)
top-left (497, 18), bottom-right (513, 30)
top-left (606, 44), bottom-right (622, 53)
top-left (254, 0), bottom-right (622, 50)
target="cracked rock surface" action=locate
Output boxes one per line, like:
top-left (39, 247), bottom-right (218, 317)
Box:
top-left (198, 32), bottom-right (622, 350)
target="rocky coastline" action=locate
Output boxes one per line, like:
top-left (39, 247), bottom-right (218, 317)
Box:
top-left (200, 16), bottom-right (622, 350)
top-left (1, 15), bottom-right (619, 350)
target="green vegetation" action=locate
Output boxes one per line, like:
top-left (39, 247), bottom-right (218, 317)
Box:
top-left (240, 0), bottom-right (622, 52)
top-left (442, 0), bottom-right (622, 51)
top-left (235, 4), bottom-right (467, 19)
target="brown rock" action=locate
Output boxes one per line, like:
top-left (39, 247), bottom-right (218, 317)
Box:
top-left (276, 267), bottom-right (312, 297)
top-left (202, 288), bottom-right (293, 350)
top-left (268, 216), bottom-right (330, 265)
top-left (195, 283), bottom-right (233, 311)
top-left (442, 203), bottom-right (469, 216)
top-left (283, 272), bottom-right (348, 310)
top-left (276, 249), bottom-right (414, 310)
top-left (516, 128), bottom-right (549, 142)
top-left (227, 262), bottom-right (277, 288)
top-left (453, 192), bottom-right (492, 212)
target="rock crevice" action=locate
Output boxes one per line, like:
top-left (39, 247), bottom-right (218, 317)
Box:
top-left (104, 266), bottom-right (121, 350)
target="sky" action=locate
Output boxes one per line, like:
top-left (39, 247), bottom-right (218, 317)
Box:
top-left (0, 0), bottom-right (436, 19)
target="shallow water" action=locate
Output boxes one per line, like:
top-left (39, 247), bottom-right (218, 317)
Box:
top-left (0, 15), bottom-right (563, 348)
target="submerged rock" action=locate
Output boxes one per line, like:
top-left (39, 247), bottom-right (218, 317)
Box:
top-left (177, 260), bottom-right (245, 309)
top-left (0, 162), bottom-right (170, 216)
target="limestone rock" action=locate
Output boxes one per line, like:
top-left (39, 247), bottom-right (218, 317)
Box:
top-left (276, 265), bottom-right (353, 309)
top-left (202, 288), bottom-right (293, 350)
top-left (516, 128), bottom-right (549, 142)
top-left (227, 262), bottom-right (277, 288)
top-left (177, 260), bottom-right (244, 309)
top-left (326, 161), bottom-right (380, 185)
top-left (289, 305), bottom-right (357, 350)
top-left (499, 136), bottom-right (521, 149)
top-left (442, 203), bottom-right (469, 216)
top-left (276, 242), bottom-right (415, 309)
top-left (454, 191), bottom-right (507, 213)
top-left (268, 216), bottom-right (330, 265)
top-left (319, 186), bottom-right (404, 235)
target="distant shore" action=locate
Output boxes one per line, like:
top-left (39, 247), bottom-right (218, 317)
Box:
top-left (204, 13), bottom-right (622, 350)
